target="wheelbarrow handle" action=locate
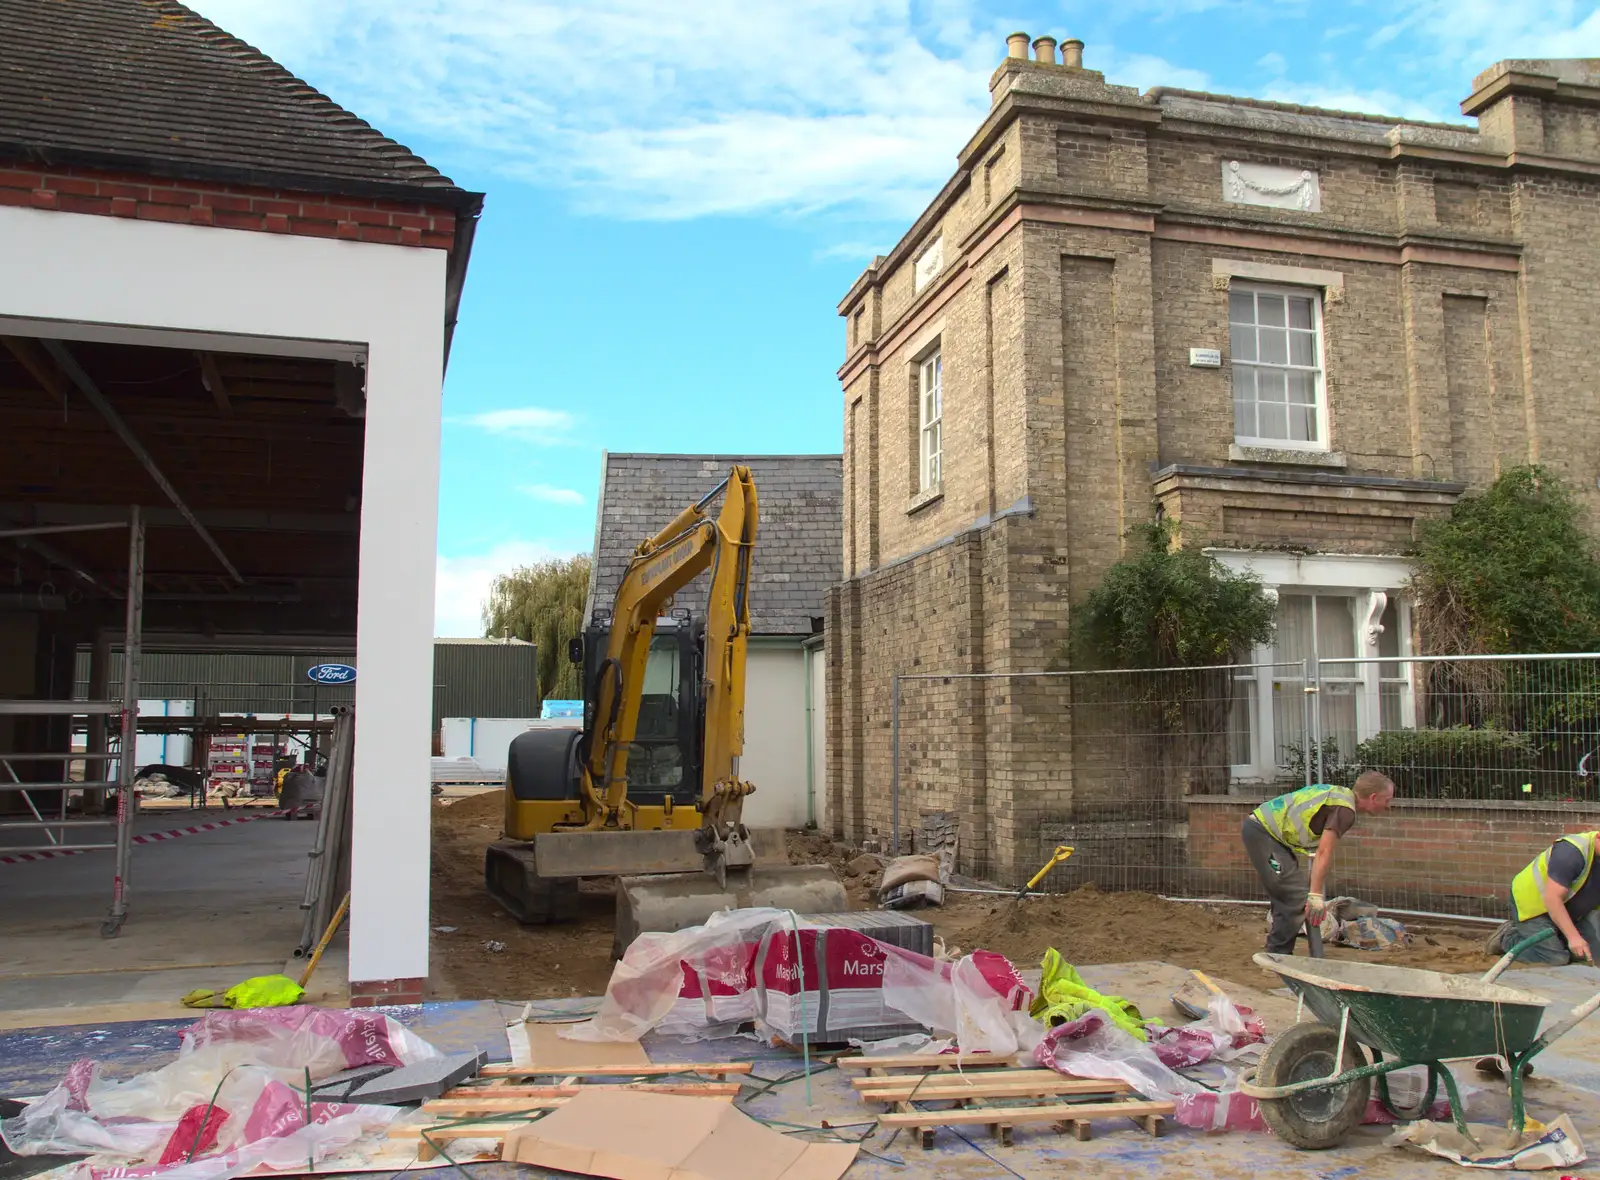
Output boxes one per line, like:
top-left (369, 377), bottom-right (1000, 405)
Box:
top-left (1526, 988), bottom-right (1600, 1060)
top-left (1481, 926), bottom-right (1559, 984)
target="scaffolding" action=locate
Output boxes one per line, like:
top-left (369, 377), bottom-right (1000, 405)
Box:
top-left (0, 507), bottom-right (144, 937)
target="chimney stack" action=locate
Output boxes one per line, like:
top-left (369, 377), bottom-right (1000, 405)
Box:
top-left (1006, 31), bottom-right (1030, 59)
top-left (1061, 38), bottom-right (1084, 69)
top-left (1033, 35), bottom-right (1058, 64)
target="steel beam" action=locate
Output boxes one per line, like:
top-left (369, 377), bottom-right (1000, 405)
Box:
top-left (38, 339), bottom-right (244, 584)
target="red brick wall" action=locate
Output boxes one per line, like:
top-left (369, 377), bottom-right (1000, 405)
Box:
top-left (0, 164), bottom-right (456, 249)
top-left (1188, 796), bottom-right (1600, 916)
top-left (349, 976), bottom-right (425, 1007)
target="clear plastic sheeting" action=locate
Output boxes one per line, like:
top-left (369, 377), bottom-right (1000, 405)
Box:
top-left (0, 1008), bottom-right (431, 1180)
top-left (881, 948), bottom-right (1038, 1056)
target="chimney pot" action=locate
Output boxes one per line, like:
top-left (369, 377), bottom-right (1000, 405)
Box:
top-left (1033, 35), bottom-right (1058, 64)
top-left (1006, 32), bottom-right (1030, 59)
top-left (1062, 38), bottom-right (1084, 69)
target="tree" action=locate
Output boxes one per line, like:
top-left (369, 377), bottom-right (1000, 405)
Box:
top-left (1073, 519), bottom-right (1277, 669)
top-left (483, 554), bottom-right (592, 701)
top-left (1412, 465), bottom-right (1600, 655)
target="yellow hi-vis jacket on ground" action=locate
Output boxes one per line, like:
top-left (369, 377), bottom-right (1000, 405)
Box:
top-left (1251, 784), bottom-right (1356, 855)
top-left (1512, 831), bottom-right (1600, 922)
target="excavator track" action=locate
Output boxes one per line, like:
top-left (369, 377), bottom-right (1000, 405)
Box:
top-left (484, 840), bottom-right (580, 925)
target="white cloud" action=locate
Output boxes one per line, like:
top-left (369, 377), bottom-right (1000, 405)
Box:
top-left (190, 0), bottom-right (1001, 221)
top-left (1371, 1), bottom-right (1600, 67)
top-left (1108, 52), bottom-right (1212, 93)
top-left (1257, 50), bottom-right (1288, 73)
top-left (519, 484), bottom-right (585, 505)
top-left (434, 540), bottom-right (585, 637)
top-left (449, 406), bottom-right (577, 443)
top-left (816, 240), bottom-right (892, 262)
top-left (1259, 83), bottom-right (1455, 123)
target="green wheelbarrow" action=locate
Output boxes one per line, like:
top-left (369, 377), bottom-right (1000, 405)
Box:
top-left (1237, 928), bottom-right (1600, 1149)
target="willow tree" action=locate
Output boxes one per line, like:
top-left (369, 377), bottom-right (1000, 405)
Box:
top-left (483, 554), bottom-right (591, 701)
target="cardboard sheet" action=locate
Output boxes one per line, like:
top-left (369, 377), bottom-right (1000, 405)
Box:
top-left (508, 1021), bottom-right (651, 1071)
top-left (502, 1090), bottom-right (857, 1180)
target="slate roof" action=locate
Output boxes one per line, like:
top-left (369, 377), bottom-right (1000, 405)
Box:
top-left (586, 454), bottom-right (843, 637)
top-left (0, 0), bottom-right (472, 202)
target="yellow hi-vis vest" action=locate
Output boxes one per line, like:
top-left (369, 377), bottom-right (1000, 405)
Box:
top-left (1511, 832), bottom-right (1599, 922)
top-left (1251, 784), bottom-right (1356, 855)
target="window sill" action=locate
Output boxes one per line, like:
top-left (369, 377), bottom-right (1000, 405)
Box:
top-left (1229, 444), bottom-right (1347, 469)
top-left (905, 484), bottom-right (944, 515)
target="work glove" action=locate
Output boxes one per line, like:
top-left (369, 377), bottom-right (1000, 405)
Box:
top-left (1306, 892), bottom-right (1327, 925)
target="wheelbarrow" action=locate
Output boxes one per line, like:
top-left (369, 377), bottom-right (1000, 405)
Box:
top-left (1237, 927), bottom-right (1600, 1149)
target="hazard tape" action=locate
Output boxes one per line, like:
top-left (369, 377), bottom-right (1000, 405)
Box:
top-left (0, 812), bottom-right (284, 865)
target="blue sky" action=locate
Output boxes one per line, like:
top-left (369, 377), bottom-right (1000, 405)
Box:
top-left (192, 0), bottom-right (1600, 635)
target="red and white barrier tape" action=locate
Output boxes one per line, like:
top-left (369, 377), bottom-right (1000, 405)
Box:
top-left (0, 812), bottom-right (284, 865)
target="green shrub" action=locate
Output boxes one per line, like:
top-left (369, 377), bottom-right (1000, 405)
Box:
top-left (1073, 520), bottom-right (1277, 669)
top-left (1412, 466), bottom-right (1600, 655)
top-left (1348, 727), bottom-right (1541, 801)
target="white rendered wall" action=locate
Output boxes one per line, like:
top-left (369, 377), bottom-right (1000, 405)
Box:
top-left (808, 643), bottom-right (827, 832)
top-left (740, 644), bottom-right (809, 829)
top-left (440, 717), bottom-right (537, 772)
top-left (0, 205), bottom-right (446, 985)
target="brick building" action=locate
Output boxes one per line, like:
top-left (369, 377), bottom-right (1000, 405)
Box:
top-left (827, 37), bottom-right (1600, 888)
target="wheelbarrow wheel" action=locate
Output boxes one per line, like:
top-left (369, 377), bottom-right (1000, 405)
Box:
top-left (1256, 1021), bottom-right (1371, 1149)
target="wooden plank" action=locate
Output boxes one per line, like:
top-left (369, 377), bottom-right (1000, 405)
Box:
top-left (853, 1068), bottom-right (1073, 1089)
top-left (858, 1077), bottom-right (1133, 1102)
top-left (877, 1098), bottom-right (1175, 1129)
top-left (432, 1085), bottom-right (741, 1106)
top-left (838, 1052), bottom-right (1017, 1071)
top-left (478, 1061), bottom-right (752, 1079)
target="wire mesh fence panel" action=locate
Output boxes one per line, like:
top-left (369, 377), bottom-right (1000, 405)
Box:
top-left (892, 654), bottom-right (1600, 920)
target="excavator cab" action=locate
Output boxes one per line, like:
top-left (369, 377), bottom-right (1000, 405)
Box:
top-left (572, 613), bottom-right (701, 809)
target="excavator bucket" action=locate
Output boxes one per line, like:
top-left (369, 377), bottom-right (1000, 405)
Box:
top-left (614, 865), bottom-right (848, 958)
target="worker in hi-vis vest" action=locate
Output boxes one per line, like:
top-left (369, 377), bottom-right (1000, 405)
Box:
top-left (1491, 832), bottom-right (1600, 965)
top-left (1242, 773), bottom-right (1395, 953)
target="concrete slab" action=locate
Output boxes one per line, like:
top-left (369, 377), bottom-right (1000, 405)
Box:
top-left (346, 1050), bottom-right (486, 1104)
top-left (0, 815), bottom-right (327, 1023)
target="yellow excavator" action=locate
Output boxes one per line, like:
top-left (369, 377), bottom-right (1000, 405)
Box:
top-left (484, 465), bottom-right (846, 954)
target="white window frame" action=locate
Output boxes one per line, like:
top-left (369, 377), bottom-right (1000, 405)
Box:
top-left (918, 349), bottom-right (942, 492)
top-left (1228, 282), bottom-right (1329, 453)
top-left (1209, 551), bottom-right (1415, 784)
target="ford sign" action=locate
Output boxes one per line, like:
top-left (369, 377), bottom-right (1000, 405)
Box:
top-left (307, 663), bottom-right (357, 685)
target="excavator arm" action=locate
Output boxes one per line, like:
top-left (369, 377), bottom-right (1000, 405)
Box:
top-left (579, 466), bottom-right (758, 881)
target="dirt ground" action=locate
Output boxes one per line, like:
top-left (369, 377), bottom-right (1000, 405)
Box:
top-left (429, 792), bottom-right (1499, 1001)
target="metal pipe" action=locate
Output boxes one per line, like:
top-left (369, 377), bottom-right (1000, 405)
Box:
top-left (802, 638), bottom-right (818, 829)
top-left (893, 659), bottom-right (1306, 680)
top-left (890, 674), bottom-right (901, 855)
top-left (1156, 894), bottom-right (1505, 925)
top-left (39, 340), bottom-right (243, 584)
top-left (0, 521), bottom-right (128, 539)
top-left (0, 843), bottom-right (117, 854)
top-left (104, 506), bottom-right (143, 939)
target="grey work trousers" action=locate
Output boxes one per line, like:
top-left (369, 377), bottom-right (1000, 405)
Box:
top-left (1242, 817), bottom-right (1314, 954)
top-left (1495, 895), bottom-right (1600, 965)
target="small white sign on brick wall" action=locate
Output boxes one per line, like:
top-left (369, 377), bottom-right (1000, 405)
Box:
top-left (1222, 160), bottom-right (1321, 212)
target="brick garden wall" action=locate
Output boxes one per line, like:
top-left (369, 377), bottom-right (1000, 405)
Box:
top-left (1188, 796), bottom-right (1600, 916)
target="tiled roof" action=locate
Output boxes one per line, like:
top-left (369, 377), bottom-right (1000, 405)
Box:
top-left (0, 0), bottom-right (468, 199)
top-left (587, 453), bottom-right (843, 637)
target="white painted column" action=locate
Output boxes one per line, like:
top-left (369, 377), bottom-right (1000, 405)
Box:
top-left (350, 318), bottom-right (445, 987)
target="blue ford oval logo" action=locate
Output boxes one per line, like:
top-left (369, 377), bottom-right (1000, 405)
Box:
top-left (307, 663), bottom-right (357, 684)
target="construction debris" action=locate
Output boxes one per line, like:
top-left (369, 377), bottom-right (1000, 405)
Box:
top-left (1388, 1113), bottom-right (1586, 1170)
top-left (346, 1051), bottom-right (487, 1106)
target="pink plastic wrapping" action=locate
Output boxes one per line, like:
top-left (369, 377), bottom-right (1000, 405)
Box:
top-left (564, 908), bottom-right (1036, 1051)
top-left (0, 1008), bottom-right (430, 1178)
